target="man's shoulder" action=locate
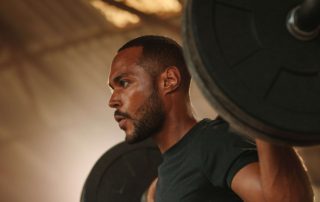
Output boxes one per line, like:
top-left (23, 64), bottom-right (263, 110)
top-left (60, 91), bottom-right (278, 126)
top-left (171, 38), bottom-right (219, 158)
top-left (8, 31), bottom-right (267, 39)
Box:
top-left (188, 118), bottom-right (231, 155)
top-left (196, 118), bottom-right (231, 139)
top-left (194, 117), bottom-right (255, 150)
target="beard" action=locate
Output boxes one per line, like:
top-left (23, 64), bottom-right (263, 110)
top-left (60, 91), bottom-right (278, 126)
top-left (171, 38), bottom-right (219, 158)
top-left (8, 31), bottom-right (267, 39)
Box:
top-left (125, 90), bottom-right (165, 144)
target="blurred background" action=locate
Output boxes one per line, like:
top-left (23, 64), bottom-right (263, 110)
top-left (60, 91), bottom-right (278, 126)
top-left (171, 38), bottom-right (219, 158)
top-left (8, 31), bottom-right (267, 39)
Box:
top-left (0, 0), bottom-right (319, 201)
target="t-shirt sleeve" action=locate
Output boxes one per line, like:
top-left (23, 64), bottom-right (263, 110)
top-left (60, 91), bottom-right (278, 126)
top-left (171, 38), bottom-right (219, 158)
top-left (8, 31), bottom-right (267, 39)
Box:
top-left (200, 122), bottom-right (258, 189)
top-left (225, 149), bottom-right (258, 188)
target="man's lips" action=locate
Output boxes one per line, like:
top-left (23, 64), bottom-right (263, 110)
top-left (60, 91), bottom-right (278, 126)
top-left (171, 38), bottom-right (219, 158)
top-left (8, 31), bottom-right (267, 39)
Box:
top-left (114, 113), bottom-right (130, 129)
top-left (114, 114), bottom-right (126, 123)
top-left (118, 119), bottom-right (127, 129)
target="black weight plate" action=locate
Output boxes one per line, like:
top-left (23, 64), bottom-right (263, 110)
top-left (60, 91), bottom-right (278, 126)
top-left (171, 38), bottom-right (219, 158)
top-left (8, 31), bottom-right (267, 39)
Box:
top-left (183, 0), bottom-right (320, 145)
top-left (81, 139), bottom-right (162, 202)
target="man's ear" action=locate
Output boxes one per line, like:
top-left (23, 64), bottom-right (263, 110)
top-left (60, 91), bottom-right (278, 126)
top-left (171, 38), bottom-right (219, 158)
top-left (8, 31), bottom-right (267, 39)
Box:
top-left (159, 66), bottom-right (181, 94)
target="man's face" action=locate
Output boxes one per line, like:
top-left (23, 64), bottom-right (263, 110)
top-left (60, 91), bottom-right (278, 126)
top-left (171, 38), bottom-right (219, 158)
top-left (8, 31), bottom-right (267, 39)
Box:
top-left (108, 47), bottom-right (165, 143)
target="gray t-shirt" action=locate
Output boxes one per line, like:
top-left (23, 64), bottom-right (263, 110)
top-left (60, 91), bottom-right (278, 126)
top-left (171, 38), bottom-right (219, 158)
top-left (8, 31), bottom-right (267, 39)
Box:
top-left (155, 118), bottom-right (258, 202)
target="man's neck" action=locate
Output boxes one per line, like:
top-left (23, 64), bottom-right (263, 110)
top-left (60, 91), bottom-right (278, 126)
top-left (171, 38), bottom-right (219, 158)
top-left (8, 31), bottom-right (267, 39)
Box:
top-left (152, 112), bottom-right (197, 154)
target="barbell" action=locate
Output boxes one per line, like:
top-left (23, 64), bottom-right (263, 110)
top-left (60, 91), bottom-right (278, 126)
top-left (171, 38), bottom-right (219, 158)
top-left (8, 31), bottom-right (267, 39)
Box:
top-left (183, 0), bottom-right (320, 146)
top-left (81, 139), bottom-right (162, 202)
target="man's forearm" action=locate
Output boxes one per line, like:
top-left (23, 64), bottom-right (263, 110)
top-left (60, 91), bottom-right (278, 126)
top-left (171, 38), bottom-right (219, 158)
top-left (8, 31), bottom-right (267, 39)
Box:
top-left (256, 139), bottom-right (314, 202)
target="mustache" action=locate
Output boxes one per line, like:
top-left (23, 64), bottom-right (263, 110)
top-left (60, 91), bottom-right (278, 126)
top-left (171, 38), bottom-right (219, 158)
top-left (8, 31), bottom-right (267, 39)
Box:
top-left (114, 110), bottom-right (132, 119)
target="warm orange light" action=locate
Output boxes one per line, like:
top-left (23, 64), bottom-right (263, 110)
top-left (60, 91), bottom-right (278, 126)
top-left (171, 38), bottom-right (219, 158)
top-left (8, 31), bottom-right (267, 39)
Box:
top-left (124, 0), bottom-right (182, 16)
top-left (89, 0), bottom-right (181, 28)
top-left (90, 0), bottom-right (140, 28)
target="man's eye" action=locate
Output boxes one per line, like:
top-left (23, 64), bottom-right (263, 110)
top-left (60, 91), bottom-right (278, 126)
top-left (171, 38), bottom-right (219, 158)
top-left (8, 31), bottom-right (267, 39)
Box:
top-left (119, 80), bottom-right (129, 88)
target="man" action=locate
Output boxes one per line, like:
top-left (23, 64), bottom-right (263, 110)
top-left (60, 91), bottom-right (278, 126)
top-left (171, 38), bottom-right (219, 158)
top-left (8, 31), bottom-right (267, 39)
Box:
top-left (108, 35), bottom-right (313, 202)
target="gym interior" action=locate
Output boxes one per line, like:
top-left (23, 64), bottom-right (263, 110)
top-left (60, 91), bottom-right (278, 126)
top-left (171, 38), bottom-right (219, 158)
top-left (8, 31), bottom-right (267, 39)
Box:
top-left (0, 0), bottom-right (319, 201)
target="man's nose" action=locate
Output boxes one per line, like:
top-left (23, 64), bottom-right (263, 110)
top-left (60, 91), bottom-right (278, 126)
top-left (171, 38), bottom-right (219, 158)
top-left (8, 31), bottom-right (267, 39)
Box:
top-left (108, 93), bottom-right (121, 108)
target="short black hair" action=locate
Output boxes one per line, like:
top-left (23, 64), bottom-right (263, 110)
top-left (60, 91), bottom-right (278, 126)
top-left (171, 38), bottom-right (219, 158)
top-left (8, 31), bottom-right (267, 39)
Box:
top-left (118, 35), bottom-right (191, 91)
